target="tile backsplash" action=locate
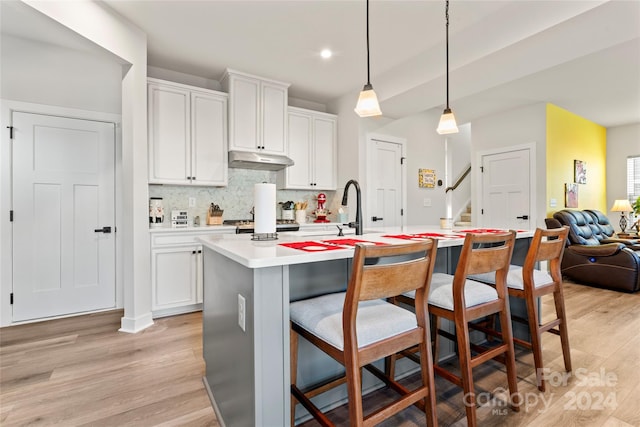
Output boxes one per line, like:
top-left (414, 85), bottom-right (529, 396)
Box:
top-left (149, 168), bottom-right (340, 223)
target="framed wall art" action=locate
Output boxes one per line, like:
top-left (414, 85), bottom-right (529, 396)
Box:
top-left (574, 159), bottom-right (587, 184)
top-left (418, 169), bottom-right (436, 188)
top-left (565, 182), bottom-right (578, 208)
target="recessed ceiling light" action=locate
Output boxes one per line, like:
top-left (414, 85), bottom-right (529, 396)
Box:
top-left (320, 49), bottom-right (332, 59)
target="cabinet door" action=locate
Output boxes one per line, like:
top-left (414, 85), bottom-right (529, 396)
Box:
top-left (313, 116), bottom-right (337, 190)
top-left (151, 246), bottom-right (198, 310)
top-left (228, 75), bottom-right (260, 151)
top-left (285, 112), bottom-right (313, 189)
top-left (191, 91), bottom-right (228, 186)
top-left (148, 84), bottom-right (191, 184)
top-left (261, 82), bottom-right (287, 154)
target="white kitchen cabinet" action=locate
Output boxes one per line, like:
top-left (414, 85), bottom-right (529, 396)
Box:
top-left (149, 227), bottom-right (234, 317)
top-left (148, 78), bottom-right (228, 186)
top-left (278, 107), bottom-right (337, 190)
top-left (221, 69), bottom-right (290, 155)
top-left (151, 245), bottom-right (201, 313)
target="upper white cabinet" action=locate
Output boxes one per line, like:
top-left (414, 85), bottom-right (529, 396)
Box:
top-left (221, 69), bottom-right (290, 155)
top-left (148, 78), bottom-right (228, 186)
top-left (278, 107), bottom-right (337, 190)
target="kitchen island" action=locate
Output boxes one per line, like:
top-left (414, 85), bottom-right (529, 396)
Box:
top-left (199, 227), bottom-right (533, 427)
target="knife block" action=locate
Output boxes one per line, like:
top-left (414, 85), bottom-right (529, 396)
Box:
top-left (207, 210), bottom-right (223, 225)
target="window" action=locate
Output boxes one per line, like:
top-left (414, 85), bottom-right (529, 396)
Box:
top-left (628, 156), bottom-right (640, 203)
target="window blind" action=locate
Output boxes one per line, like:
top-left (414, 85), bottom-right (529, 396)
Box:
top-left (628, 155), bottom-right (640, 203)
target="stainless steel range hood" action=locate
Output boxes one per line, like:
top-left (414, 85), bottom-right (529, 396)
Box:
top-left (228, 151), bottom-right (294, 171)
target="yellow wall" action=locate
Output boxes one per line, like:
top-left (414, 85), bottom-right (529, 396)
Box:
top-left (546, 104), bottom-right (607, 217)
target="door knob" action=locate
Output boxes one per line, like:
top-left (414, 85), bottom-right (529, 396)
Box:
top-left (516, 215), bottom-right (529, 220)
top-left (94, 226), bottom-right (112, 233)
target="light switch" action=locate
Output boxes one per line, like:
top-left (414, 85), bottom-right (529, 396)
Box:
top-left (423, 198), bottom-right (432, 207)
top-left (550, 198), bottom-right (557, 208)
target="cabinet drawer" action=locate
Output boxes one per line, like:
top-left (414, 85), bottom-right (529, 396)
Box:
top-left (151, 229), bottom-right (232, 247)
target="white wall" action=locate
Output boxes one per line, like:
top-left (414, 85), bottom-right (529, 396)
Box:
top-left (471, 103), bottom-right (547, 228)
top-left (1, 35), bottom-right (123, 113)
top-left (606, 123), bottom-right (640, 225)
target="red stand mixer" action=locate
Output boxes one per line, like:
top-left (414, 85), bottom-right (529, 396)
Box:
top-left (312, 193), bottom-right (331, 223)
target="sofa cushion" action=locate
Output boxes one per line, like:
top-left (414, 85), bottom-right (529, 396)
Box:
top-left (584, 209), bottom-right (616, 240)
top-left (553, 210), bottom-right (600, 245)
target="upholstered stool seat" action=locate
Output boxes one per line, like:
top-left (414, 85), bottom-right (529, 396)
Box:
top-left (469, 266), bottom-right (553, 290)
top-left (290, 292), bottom-right (418, 351)
top-left (404, 272), bottom-right (499, 309)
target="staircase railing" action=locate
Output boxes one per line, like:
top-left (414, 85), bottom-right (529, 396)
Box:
top-left (445, 164), bottom-right (471, 193)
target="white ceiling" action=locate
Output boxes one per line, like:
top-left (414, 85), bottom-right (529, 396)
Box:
top-left (2, 0), bottom-right (639, 127)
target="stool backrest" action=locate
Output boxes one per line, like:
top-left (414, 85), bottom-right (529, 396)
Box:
top-left (454, 231), bottom-right (516, 306)
top-left (346, 240), bottom-right (438, 303)
top-left (524, 226), bottom-right (569, 282)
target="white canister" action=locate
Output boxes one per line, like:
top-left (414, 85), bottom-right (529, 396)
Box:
top-left (295, 210), bottom-right (307, 224)
top-left (282, 209), bottom-right (294, 220)
top-left (149, 197), bottom-right (164, 227)
top-left (440, 217), bottom-right (453, 230)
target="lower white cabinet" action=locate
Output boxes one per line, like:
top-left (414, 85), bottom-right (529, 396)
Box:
top-left (150, 227), bottom-right (234, 317)
top-left (152, 245), bottom-right (201, 313)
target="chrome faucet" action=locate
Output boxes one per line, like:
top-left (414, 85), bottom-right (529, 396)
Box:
top-left (341, 179), bottom-right (363, 235)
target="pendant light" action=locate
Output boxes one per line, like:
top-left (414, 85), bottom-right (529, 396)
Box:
top-left (354, 0), bottom-right (382, 117)
top-left (437, 0), bottom-right (459, 134)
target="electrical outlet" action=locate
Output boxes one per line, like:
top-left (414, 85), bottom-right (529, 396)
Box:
top-left (423, 198), bottom-right (432, 207)
top-left (188, 197), bottom-right (196, 208)
top-left (238, 294), bottom-right (246, 331)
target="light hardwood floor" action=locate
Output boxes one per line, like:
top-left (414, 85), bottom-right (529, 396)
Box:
top-left (1, 281), bottom-right (639, 426)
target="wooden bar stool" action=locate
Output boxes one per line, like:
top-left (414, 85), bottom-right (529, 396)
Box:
top-left (427, 231), bottom-right (520, 427)
top-left (290, 240), bottom-right (439, 427)
top-left (468, 226), bottom-right (571, 392)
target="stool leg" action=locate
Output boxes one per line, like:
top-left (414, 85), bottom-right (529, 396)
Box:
top-left (419, 338), bottom-right (438, 427)
top-left (455, 319), bottom-right (477, 427)
top-left (525, 293), bottom-right (546, 392)
top-left (554, 287), bottom-right (572, 373)
top-left (431, 314), bottom-right (441, 365)
top-left (290, 325), bottom-right (298, 426)
top-left (498, 304), bottom-right (521, 412)
top-left (385, 354), bottom-right (397, 380)
top-left (345, 363), bottom-right (365, 426)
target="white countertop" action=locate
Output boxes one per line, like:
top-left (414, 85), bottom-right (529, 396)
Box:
top-left (148, 221), bottom-right (346, 233)
top-left (198, 226), bottom-right (534, 269)
top-left (149, 224), bottom-right (237, 233)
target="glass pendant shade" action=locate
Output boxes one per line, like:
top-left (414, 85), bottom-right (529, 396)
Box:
top-left (436, 108), bottom-right (459, 134)
top-left (354, 84), bottom-right (382, 117)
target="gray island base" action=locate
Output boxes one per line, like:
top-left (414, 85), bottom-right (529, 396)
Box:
top-left (200, 228), bottom-right (533, 426)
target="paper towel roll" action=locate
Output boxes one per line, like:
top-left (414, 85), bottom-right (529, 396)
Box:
top-left (254, 183), bottom-right (276, 234)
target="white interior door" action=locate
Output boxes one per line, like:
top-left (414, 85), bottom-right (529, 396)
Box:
top-left (481, 148), bottom-right (531, 229)
top-left (368, 137), bottom-right (404, 228)
top-left (12, 112), bottom-right (116, 321)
